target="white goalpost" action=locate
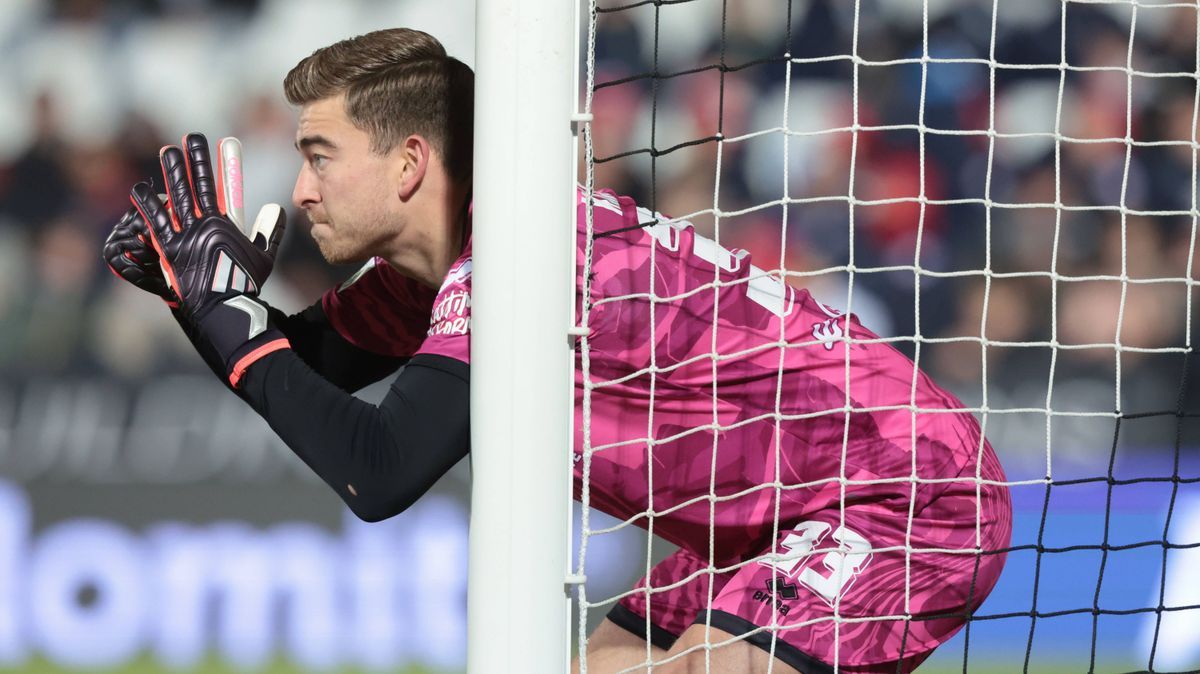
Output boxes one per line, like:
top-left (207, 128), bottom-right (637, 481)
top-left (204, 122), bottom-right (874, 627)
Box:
top-left (468, 0), bottom-right (578, 673)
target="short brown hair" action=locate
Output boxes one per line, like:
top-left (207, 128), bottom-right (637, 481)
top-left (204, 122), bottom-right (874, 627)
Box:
top-left (284, 28), bottom-right (474, 185)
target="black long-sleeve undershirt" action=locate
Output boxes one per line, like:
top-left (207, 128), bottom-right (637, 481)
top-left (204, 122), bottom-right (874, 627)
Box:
top-left (268, 302), bottom-right (406, 393)
top-left (238, 349), bottom-right (470, 522)
top-left (222, 299), bottom-right (469, 521)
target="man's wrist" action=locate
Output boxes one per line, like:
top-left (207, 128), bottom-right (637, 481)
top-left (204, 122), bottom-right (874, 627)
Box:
top-left (228, 332), bottom-right (291, 388)
top-left (192, 296), bottom-right (292, 389)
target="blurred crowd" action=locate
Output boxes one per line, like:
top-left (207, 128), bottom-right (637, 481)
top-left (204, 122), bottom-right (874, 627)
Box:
top-left (1, 0), bottom-right (1198, 461)
top-left (0, 0), bottom-right (471, 380)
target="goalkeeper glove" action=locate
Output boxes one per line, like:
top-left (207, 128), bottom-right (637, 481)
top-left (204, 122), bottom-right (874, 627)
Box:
top-left (131, 132), bottom-right (289, 388)
top-left (103, 137), bottom-right (275, 306)
top-left (103, 205), bottom-right (179, 307)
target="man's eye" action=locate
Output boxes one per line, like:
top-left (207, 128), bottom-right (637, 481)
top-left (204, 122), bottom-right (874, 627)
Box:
top-left (311, 155), bottom-right (328, 169)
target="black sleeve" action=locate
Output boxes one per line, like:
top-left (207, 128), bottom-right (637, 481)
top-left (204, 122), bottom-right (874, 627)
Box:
top-left (269, 302), bottom-right (407, 393)
top-left (238, 350), bottom-right (470, 522)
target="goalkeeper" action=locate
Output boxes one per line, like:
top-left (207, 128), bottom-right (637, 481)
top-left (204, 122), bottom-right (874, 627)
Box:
top-left (103, 28), bottom-right (1011, 674)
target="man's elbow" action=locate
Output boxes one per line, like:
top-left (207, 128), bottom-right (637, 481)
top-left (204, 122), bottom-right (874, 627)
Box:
top-left (345, 489), bottom-right (421, 523)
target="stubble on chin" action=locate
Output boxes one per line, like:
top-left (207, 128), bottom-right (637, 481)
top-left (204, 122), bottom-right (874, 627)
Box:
top-left (313, 235), bottom-right (356, 265)
top-left (309, 206), bottom-right (394, 265)
top-left (313, 229), bottom-right (373, 265)
top-left (314, 239), bottom-right (341, 264)
top-left (308, 215), bottom-right (350, 264)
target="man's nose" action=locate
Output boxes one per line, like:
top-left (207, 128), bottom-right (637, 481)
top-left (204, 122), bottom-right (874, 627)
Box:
top-left (292, 164), bottom-right (320, 209)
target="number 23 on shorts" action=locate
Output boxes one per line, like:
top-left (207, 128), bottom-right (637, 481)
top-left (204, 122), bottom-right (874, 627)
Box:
top-left (759, 520), bottom-right (874, 606)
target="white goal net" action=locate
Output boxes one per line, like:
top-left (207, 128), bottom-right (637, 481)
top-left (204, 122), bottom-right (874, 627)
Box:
top-left (572, 1), bottom-right (1200, 672)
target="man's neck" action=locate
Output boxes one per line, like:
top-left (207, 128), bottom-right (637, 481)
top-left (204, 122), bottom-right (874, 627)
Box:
top-left (382, 183), bottom-right (469, 289)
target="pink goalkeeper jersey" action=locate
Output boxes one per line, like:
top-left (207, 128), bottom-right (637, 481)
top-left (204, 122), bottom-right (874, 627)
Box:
top-left (323, 188), bottom-right (1008, 566)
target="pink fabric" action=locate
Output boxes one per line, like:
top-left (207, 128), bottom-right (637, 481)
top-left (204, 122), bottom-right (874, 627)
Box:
top-left (415, 244), bottom-right (473, 361)
top-left (576, 188), bottom-right (1010, 667)
top-left (330, 188), bottom-right (1012, 669)
top-left (620, 448), bottom-right (1010, 671)
top-left (322, 257), bottom-right (437, 358)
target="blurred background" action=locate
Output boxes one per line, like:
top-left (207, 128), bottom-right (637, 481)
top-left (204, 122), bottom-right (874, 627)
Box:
top-left (0, 0), bottom-right (1198, 671)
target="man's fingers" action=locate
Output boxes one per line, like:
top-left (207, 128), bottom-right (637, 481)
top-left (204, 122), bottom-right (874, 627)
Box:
top-left (184, 133), bottom-right (220, 217)
top-left (159, 146), bottom-right (195, 231)
top-left (130, 182), bottom-right (175, 250)
top-left (216, 136), bottom-right (246, 232)
top-left (115, 206), bottom-right (139, 233)
top-left (130, 181), bottom-right (182, 296)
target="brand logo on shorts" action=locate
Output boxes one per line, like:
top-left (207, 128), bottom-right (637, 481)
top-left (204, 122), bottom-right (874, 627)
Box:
top-left (765, 578), bottom-right (799, 600)
top-left (752, 578), bottom-right (798, 616)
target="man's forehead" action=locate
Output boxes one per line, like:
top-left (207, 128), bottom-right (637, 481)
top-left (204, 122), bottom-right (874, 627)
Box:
top-left (295, 96), bottom-right (349, 144)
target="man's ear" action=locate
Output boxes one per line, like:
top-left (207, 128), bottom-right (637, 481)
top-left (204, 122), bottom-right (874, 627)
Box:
top-left (397, 135), bottom-right (430, 201)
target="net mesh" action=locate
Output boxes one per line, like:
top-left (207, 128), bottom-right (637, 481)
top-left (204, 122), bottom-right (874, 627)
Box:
top-left (574, 1), bottom-right (1200, 671)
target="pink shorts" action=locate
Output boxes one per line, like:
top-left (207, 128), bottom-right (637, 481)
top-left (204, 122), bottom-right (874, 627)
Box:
top-left (610, 479), bottom-right (1011, 673)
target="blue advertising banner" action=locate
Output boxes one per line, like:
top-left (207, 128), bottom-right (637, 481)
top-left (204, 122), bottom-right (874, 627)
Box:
top-left (0, 449), bottom-right (1196, 673)
top-left (923, 450), bottom-right (1200, 673)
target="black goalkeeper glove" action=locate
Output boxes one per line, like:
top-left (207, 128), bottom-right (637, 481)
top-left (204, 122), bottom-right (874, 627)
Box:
top-left (104, 136), bottom-right (274, 307)
top-left (103, 205), bottom-right (180, 307)
top-left (131, 132), bottom-right (289, 389)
